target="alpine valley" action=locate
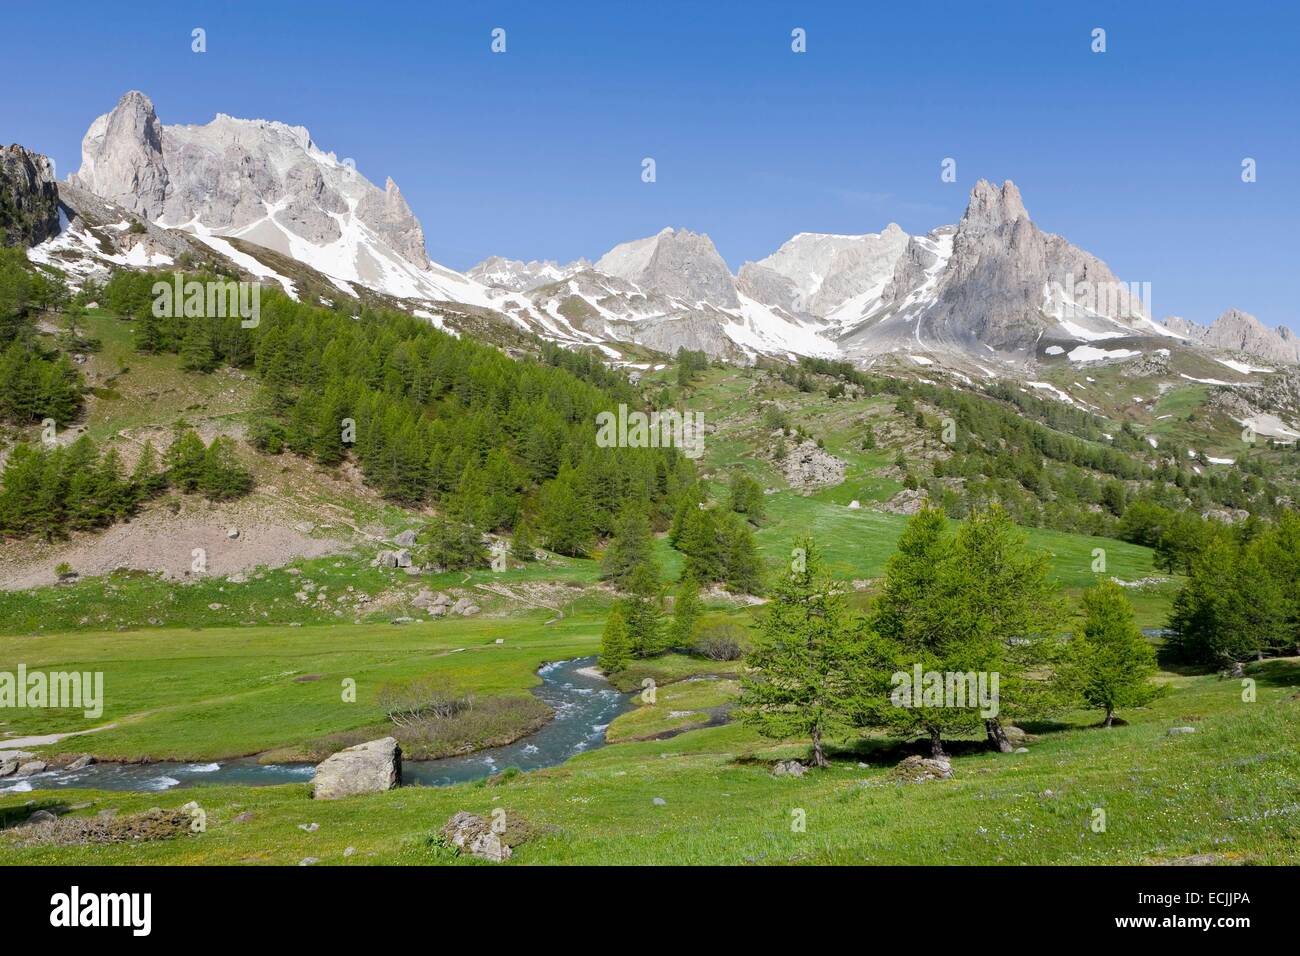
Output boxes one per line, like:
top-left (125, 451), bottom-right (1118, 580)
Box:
top-left (2, 88), bottom-right (1298, 871)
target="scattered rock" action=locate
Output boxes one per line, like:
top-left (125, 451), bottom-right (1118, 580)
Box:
top-left (232, 812), bottom-right (256, 824)
top-left (891, 755), bottom-right (953, 783)
top-left (208, 602), bottom-right (225, 611)
top-left (848, 499), bottom-right (861, 509)
top-left (777, 439), bottom-right (847, 492)
top-left (439, 811), bottom-right (511, 863)
top-left (311, 737), bottom-right (402, 800)
top-left (652, 797), bottom-right (667, 806)
top-left (450, 597), bottom-right (480, 616)
top-left (226, 528), bottom-right (240, 539)
top-left (772, 759), bottom-right (807, 778)
top-left (391, 616), bottom-right (415, 625)
top-left (0, 758), bottom-right (18, 777)
top-left (66, 755), bottom-right (95, 771)
top-left (294, 522), bottom-right (316, 534)
top-left (298, 822), bottom-right (319, 832)
top-left (393, 529), bottom-right (418, 547)
top-left (1168, 726), bottom-right (1197, 735)
top-left (299, 857), bottom-right (319, 866)
top-left (16, 760), bottom-right (48, 777)
top-left (1014, 747), bottom-right (1029, 753)
top-left (24, 809), bottom-right (58, 826)
top-left (1153, 853), bottom-right (1227, 866)
top-left (428, 605), bottom-right (448, 617)
top-left (878, 487), bottom-right (930, 516)
top-left (393, 548), bottom-right (413, 568)
top-left (343, 846), bottom-right (355, 857)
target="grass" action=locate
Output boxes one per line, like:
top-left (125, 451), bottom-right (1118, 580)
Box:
top-left (0, 613), bottom-right (601, 760)
top-left (4, 658), bottom-right (1297, 865)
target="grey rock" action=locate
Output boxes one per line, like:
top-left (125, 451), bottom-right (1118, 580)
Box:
top-left (778, 439), bottom-right (846, 492)
top-left (16, 760), bottom-right (48, 777)
top-left (297, 822), bottom-right (319, 832)
top-left (311, 737), bottom-right (401, 800)
top-left (66, 755), bottom-right (95, 771)
top-left (25, 809), bottom-right (58, 826)
top-left (772, 759), bottom-right (808, 778)
top-left (393, 548), bottom-right (413, 568)
top-left (440, 811), bottom-right (511, 863)
top-left (393, 529), bottom-right (418, 547)
top-left (0, 145), bottom-right (61, 247)
top-left (891, 755), bottom-right (953, 782)
top-left (652, 797), bottom-right (667, 806)
top-left (1168, 726), bottom-right (1197, 735)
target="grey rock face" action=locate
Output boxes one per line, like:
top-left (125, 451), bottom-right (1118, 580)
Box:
top-left (739, 224), bottom-right (910, 319)
top-left (1202, 308), bottom-right (1300, 364)
top-left (0, 145), bottom-right (60, 246)
top-left (311, 737), bottom-right (402, 799)
top-left (70, 90), bottom-right (432, 271)
top-left (595, 227), bottom-right (739, 308)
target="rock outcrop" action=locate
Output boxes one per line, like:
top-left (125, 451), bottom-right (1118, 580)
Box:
top-left (0, 145), bottom-right (60, 247)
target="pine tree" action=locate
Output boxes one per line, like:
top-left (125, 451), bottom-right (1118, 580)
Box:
top-left (624, 564), bottom-right (667, 657)
top-left (726, 473), bottom-right (766, 524)
top-left (164, 428), bottom-right (207, 492)
top-left (198, 436), bottom-right (254, 500)
top-left (179, 320), bottom-right (216, 372)
top-left (537, 467), bottom-right (596, 556)
top-left (933, 505), bottom-right (1063, 752)
top-left (669, 575), bottom-right (703, 649)
top-left (130, 440), bottom-right (166, 498)
top-left (720, 511), bottom-right (763, 594)
top-left (1061, 580), bottom-right (1163, 726)
top-left (510, 514), bottom-right (536, 562)
top-left (601, 504), bottom-right (658, 591)
top-left (676, 506), bottom-right (723, 583)
top-left (735, 538), bottom-right (872, 768)
top-left (598, 603), bottom-right (632, 673)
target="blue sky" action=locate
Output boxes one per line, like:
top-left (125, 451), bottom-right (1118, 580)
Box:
top-left (4, 1), bottom-right (1297, 330)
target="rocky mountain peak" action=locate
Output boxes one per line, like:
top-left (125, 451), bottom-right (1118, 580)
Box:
top-left (69, 90), bottom-right (169, 219)
top-left (595, 226), bottom-right (738, 308)
top-left (961, 179), bottom-right (1029, 230)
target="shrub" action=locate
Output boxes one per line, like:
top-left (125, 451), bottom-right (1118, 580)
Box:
top-left (692, 621), bottom-right (747, 661)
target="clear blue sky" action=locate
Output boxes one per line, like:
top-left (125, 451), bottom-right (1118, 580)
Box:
top-left (4, 0), bottom-right (1297, 330)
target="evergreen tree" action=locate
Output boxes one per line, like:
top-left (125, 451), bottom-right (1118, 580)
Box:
top-left (418, 514), bottom-right (488, 571)
top-left (669, 575), bottom-right (703, 649)
top-left (726, 473), bottom-right (766, 524)
top-left (676, 506), bottom-right (723, 583)
top-left (510, 514), bottom-right (537, 562)
top-left (735, 539), bottom-right (872, 768)
top-left (537, 467), bottom-right (596, 556)
top-left (598, 603), bottom-right (632, 673)
top-left (600, 504), bottom-right (658, 591)
top-left (198, 436), bottom-right (254, 500)
top-left (1061, 580), bottom-right (1163, 726)
top-left (720, 511), bottom-right (764, 594)
top-left (164, 428), bottom-right (207, 492)
top-left (624, 564), bottom-right (667, 657)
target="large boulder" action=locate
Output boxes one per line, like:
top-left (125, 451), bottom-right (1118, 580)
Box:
top-left (772, 759), bottom-right (807, 778)
top-left (393, 529), bottom-right (418, 547)
top-left (311, 737), bottom-right (402, 800)
top-left (440, 811), bottom-right (511, 863)
top-left (16, 760), bottom-right (48, 777)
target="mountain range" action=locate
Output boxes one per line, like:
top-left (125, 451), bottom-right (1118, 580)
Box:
top-left (10, 90), bottom-right (1299, 374)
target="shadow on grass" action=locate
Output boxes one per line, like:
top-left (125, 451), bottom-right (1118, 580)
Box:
top-left (0, 799), bottom-right (70, 830)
